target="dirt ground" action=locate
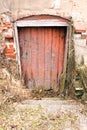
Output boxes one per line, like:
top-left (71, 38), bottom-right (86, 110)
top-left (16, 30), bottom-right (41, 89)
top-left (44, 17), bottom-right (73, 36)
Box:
top-left (0, 98), bottom-right (87, 130)
top-left (0, 57), bottom-right (87, 130)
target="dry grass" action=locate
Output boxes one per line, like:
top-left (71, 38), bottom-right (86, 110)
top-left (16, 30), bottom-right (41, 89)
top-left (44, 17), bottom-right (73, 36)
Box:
top-left (0, 102), bottom-right (80, 130)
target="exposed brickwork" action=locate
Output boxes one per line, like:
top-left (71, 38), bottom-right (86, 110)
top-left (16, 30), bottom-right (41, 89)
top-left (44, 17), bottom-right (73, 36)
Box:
top-left (0, 14), bottom-right (16, 58)
top-left (0, 0), bottom-right (87, 65)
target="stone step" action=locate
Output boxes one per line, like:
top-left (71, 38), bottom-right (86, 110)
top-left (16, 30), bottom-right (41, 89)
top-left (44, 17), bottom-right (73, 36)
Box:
top-left (75, 87), bottom-right (84, 91)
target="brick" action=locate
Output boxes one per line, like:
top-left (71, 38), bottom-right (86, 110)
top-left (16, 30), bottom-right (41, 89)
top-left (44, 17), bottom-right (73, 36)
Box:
top-left (5, 53), bottom-right (16, 58)
top-left (2, 26), bottom-right (8, 30)
top-left (5, 34), bottom-right (13, 38)
top-left (4, 48), bottom-right (15, 53)
top-left (81, 32), bottom-right (87, 39)
top-left (1, 42), bottom-right (6, 46)
top-left (4, 28), bottom-right (13, 38)
top-left (4, 22), bottom-right (11, 28)
top-left (9, 44), bottom-right (14, 48)
top-left (74, 22), bottom-right (86, 33)
top-left (9, 39), bottom-right (14, 43)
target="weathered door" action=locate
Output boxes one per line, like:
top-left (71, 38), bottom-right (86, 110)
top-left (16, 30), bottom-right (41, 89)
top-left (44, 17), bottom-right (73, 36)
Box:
top-left (18, 27), bottom-right (66, 89)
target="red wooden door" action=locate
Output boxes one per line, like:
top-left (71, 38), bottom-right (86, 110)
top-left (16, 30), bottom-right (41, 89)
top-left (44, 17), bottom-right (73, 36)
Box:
top-left (18, 27), bottom-right (66, 89)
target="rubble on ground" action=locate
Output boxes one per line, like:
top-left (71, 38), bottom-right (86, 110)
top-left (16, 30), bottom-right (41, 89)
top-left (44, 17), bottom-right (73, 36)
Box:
top-left (0, 57), bottom-right (31, 105)
top-left (0, 99), bottom-right (87, 130)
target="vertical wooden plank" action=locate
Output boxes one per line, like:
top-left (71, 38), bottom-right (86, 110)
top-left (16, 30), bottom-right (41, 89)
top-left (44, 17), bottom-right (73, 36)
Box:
top-left (27, 28), bottom-right (31, 82)
top-left (22, 28), bottom-right (29, 86)
top-left (51, 27), bottom-right (59, 89)
top-left (18, 28), bottom-right (25, 80)
top-left (25, 28), bottom-right (32, 87)
top-left (58, 28), bottom-right (65, 77)
top-left (56, 27), bottom-right (60, 85)
top-left (44, 27), bottom-right (52, 89)
top-left (30, 28), bottom-right (38, 86)
top-left (57, 28), bottom-right (60, 82)
top-left (25, 27), bottom-right (34, 88)
top-left (28, 28), bottom-right (34, 88)
top-left (38, 27), bottom-right (45, 87)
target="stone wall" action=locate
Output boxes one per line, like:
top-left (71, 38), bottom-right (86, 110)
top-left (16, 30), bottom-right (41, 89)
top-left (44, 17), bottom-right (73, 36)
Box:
top-left (0, 0), bottom-right (87, 65)
top-left (0, 14), bottom-right (15, 58)
top-left (74, 33), bottom-right (87, 66)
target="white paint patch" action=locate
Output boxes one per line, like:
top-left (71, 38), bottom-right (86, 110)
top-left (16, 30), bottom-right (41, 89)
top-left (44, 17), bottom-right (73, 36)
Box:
top-left (52, 0), bottom-right (61, 9)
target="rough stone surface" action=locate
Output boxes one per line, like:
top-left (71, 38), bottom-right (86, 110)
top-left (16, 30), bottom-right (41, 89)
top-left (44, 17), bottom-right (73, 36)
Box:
top-left (0, 98), bottom-right (87, 130)
top-left (0, 0), bottom-right (87, 64)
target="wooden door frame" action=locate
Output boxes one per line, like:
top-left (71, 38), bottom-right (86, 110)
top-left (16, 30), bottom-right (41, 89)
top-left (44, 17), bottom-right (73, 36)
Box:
top-left (14, 15), bottom-right (71, 79)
